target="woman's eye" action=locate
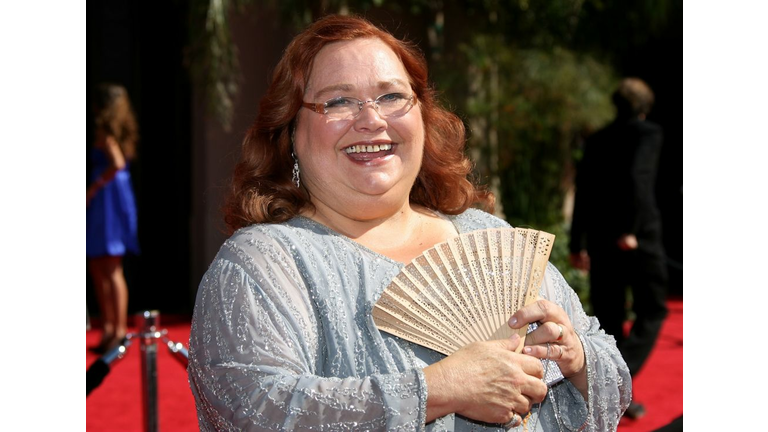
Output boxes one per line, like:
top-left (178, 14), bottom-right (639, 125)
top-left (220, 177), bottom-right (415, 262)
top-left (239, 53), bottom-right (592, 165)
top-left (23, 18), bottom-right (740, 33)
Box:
top-left (379, 93), bottom-right (406, 103)
top-left (325, 97), bottom-right (355, 108)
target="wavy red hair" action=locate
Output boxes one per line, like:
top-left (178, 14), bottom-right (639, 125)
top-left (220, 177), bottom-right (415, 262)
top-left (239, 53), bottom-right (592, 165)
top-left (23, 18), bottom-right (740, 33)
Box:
top-left (223, 14), bottom-right (493, 232)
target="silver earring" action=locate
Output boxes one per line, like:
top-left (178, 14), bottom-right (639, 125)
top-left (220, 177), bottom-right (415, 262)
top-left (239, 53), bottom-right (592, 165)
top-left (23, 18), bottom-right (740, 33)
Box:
top-left (291, 152), bottom-right (300, 188)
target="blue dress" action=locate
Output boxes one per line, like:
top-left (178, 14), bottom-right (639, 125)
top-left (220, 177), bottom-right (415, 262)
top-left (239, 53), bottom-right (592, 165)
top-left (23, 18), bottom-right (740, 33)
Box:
top-left (86, 148), bottom-right (140, 257)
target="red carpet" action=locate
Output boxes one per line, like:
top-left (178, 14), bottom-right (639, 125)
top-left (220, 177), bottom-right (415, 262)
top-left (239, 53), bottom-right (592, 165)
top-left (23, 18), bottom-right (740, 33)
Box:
top-left (617, 297), bottom-right (683, 432)
top-left (86, 299), bottom-right (682, 431)
top-left (86, 316), bottom-right (197, 431)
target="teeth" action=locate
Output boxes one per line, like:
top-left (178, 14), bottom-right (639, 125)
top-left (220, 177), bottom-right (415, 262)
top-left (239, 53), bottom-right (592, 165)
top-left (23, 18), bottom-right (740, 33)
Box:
top-left (345, 143), bottom-right (392, 154)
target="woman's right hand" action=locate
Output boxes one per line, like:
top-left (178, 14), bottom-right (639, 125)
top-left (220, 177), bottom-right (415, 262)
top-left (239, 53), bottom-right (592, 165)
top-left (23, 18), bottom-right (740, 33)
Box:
top-left (423, 333), bottom-right (548, 425)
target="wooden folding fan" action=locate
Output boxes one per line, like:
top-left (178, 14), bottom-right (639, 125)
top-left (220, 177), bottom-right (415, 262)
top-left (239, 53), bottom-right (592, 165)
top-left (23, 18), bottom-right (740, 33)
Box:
top-left (373, 227), bottom-right (555, 356)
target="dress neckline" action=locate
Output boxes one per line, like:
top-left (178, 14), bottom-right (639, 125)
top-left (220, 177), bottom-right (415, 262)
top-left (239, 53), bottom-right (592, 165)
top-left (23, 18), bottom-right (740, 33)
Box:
top-left (291, 213), bottom-right (463, 266)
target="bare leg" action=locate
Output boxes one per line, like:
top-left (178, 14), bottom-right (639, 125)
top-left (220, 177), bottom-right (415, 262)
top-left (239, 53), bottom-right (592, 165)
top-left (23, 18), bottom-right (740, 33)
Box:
top-left (89, 256), bottom-right (129, 350)
top-left (89, 257), bottom-right (115, 346)
top-left (105, 256), bottom-right (129, 341)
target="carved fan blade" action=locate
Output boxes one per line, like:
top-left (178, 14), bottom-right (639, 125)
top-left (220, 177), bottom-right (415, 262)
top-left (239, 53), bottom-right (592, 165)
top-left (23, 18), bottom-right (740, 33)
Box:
top-left (372, 227), bottom-right (555, 356)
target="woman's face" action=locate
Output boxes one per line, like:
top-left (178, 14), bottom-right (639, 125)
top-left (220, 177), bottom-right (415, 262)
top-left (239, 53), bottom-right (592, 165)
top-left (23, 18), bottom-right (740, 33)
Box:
top-left (294, 37), bottom-right (425, 220)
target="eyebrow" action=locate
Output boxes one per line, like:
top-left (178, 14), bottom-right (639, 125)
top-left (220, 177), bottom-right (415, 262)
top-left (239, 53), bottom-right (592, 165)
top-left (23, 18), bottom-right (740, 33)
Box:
top-left (312, 79), bottom-right (410, 100)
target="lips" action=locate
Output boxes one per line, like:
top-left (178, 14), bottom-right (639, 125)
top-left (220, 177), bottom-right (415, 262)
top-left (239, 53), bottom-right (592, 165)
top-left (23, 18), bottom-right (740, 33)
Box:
top-left (342, 142), bottom-right (395, 162)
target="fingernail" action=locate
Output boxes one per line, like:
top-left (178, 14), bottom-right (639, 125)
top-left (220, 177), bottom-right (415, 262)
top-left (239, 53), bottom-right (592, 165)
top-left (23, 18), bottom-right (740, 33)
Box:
top-left (509, 317), bottom-right (517, 326)
top-left (524, 347), bottom-right (532, 354)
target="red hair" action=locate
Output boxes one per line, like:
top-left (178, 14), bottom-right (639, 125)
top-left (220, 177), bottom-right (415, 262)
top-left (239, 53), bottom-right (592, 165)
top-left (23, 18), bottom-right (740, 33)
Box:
top-left (223, 14), bottom-right (493, 232)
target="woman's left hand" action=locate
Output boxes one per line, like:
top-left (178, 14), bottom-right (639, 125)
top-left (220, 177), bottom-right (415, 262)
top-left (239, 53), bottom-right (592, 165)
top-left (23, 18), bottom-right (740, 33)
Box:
top-left (507, 299), bottom-right (586, 380)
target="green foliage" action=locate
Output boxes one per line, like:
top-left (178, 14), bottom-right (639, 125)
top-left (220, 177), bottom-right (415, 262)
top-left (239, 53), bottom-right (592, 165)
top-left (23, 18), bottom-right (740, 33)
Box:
top-left (497, 47), bottom-right (616, 228)
top-left (453, 36), bottom-right (617, 228)
top-left (544, 222), bottom-right (591, 313)
top-left (188, 0), bottom-right (249, 131)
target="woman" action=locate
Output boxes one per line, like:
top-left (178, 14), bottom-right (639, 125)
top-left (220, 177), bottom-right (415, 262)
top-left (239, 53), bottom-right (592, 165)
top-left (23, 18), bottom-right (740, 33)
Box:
top-left (86, 83), bottom-right (140, 353)
top-left (188, 15), bottom-right (630, 431)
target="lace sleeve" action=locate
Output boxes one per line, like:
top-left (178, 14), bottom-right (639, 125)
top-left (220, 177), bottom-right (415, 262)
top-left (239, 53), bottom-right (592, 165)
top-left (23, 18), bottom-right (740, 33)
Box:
top-left (540, 263), bottom-right (632, 432)
top-left (187, 235), bottom-right (427, 431)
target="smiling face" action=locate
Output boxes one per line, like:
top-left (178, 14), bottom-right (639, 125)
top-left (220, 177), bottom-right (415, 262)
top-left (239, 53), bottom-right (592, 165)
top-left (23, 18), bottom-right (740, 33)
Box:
top-left (294, 37), bottom-right (425, 222)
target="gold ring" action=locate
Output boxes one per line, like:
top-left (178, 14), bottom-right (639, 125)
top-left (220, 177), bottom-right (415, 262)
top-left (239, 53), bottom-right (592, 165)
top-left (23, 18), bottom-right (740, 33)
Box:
top-left (555, 324), bottom-right (564, 342)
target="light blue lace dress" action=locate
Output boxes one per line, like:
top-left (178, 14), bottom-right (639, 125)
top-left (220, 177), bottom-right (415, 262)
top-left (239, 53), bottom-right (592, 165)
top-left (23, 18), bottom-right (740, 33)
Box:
top-left (188, 208), bottom-right (631, 431)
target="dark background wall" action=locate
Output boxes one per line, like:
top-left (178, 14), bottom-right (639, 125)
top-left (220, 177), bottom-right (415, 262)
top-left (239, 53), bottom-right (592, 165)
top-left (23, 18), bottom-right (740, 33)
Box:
top-left (87, 2), bottom-right (297, 318)
top-left (618, 11), bottom-right (683, 296)
top-left (87, 1), bottom-right (192, 316)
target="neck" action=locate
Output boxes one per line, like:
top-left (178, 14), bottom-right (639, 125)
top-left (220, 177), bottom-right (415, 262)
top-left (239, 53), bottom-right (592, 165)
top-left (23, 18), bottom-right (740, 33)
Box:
top-left (308, 200), bottom-right (440, 260)
top-left (307, 198), bottom-right (418, 239)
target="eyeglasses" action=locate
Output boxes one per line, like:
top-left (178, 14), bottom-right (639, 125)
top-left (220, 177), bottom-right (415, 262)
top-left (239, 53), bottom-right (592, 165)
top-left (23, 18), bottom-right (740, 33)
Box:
top-left (302, 92), bottom-right (417, 120)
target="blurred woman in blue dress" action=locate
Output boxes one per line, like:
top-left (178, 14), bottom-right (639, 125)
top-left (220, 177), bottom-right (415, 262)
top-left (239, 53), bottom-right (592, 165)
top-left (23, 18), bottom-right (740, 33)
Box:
top-left (86, 83), bottom-right (140, 353)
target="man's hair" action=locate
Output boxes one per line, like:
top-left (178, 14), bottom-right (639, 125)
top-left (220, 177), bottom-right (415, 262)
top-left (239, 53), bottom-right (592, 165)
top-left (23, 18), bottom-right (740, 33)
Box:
top-left (612, 77), bottom-right (655, 118)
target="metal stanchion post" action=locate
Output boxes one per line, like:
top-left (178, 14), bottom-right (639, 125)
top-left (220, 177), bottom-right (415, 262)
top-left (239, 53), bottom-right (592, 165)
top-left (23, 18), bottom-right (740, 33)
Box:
top-left (87, 309), bottom-right (190, 430)
top-left (139, 310), bottom-right (161, 432)
top-left (166, 340), bottom-right (190, 369)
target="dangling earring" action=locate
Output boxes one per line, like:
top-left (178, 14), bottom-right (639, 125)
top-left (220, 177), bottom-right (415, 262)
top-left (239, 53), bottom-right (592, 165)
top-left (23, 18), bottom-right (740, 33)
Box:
top-left (291, 152), bottom-right (300, 188)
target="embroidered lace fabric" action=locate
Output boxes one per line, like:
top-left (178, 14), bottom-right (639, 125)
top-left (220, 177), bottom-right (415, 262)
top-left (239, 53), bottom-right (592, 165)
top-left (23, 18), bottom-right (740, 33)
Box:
top-left (188, 208), bottom-right (631, 431)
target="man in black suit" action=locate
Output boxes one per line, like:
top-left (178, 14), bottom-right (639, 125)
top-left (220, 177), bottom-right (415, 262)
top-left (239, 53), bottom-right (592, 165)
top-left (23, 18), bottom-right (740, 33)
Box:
top-left (569, 77), bottom-right (668, 419)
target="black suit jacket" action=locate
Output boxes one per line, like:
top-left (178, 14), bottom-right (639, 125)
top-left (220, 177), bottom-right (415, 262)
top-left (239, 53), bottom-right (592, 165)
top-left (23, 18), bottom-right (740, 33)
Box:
top-left (569, 118), bottom-right (664, 254)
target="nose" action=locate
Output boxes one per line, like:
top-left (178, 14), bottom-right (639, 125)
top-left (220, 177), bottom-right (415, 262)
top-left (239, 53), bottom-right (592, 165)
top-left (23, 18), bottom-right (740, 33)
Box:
top-left (359, 100), bottom-right (379, 114)
top-left (353, 100), bottom-right (387, 131)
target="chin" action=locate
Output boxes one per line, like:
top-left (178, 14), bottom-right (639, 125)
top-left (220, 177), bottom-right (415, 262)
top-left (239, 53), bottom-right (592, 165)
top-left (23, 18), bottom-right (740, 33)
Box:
top-left (354, 184), bottom-right (397, 198)
top-left (355, 173), bottom-right (417, 197)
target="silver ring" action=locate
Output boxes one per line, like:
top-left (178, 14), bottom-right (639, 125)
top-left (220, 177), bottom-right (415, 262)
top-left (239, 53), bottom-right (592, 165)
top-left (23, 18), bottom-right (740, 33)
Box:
top-left (546, 342), bottom-right (552, 359)
top-left (503, 412), bottom-right (522, 428)
top-left (555, 324), bottom-right (564, 342)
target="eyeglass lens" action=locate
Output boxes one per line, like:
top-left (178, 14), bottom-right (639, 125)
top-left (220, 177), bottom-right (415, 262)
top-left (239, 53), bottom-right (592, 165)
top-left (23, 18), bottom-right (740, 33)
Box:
top-left (324, 93), bottom-right (413, 119)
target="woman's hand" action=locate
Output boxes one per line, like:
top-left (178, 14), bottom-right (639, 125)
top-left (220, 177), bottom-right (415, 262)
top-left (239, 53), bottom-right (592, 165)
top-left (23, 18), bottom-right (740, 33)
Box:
top-left (508, 299), bottom-right (588, 399)
top-left (423, 335), bottom-right (548, 425)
